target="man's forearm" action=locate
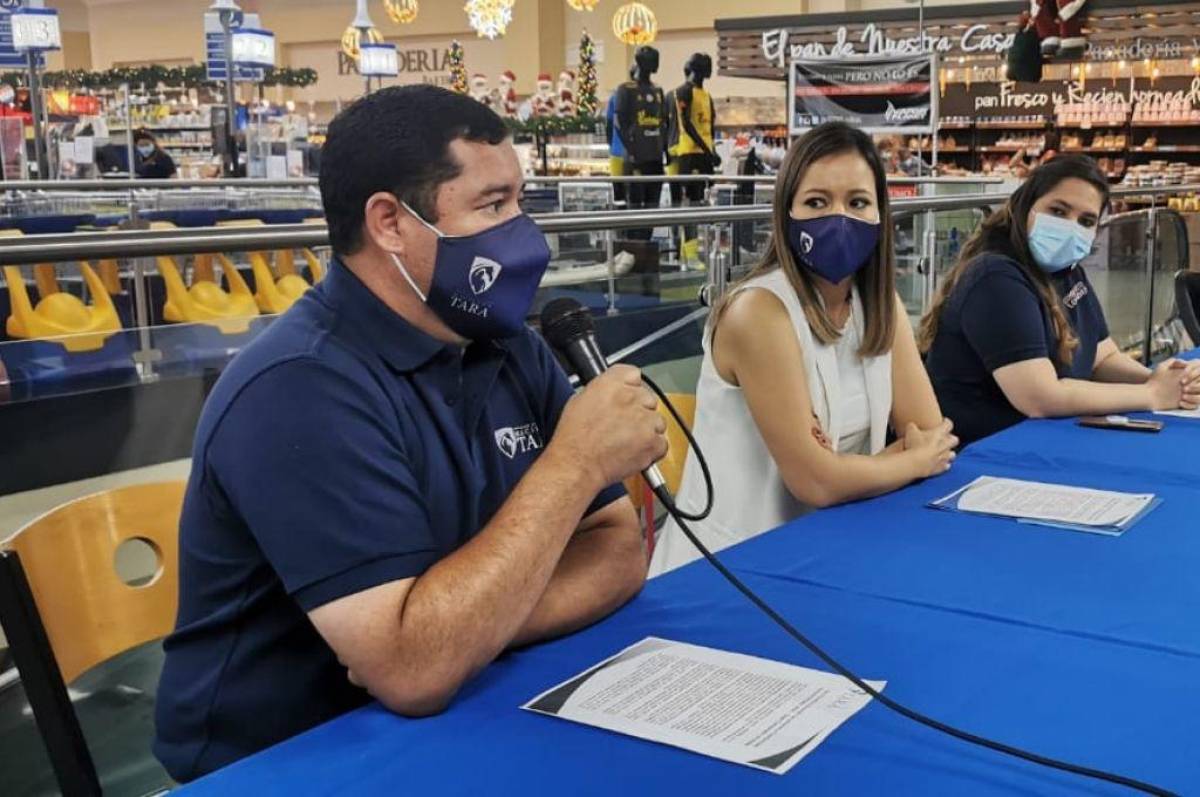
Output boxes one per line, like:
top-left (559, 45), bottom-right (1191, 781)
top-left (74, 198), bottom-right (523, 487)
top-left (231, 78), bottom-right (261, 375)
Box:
top-left (392, 447), bottom-right (601, 703)
top-left (510, 508), bottom-right (645, 649)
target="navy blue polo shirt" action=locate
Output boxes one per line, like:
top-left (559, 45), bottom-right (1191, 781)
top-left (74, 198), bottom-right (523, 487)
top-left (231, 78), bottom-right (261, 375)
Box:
top-left (925, 253), bottom-right (1109, 446)
top-left (154, 259), bottom-right (624, 781)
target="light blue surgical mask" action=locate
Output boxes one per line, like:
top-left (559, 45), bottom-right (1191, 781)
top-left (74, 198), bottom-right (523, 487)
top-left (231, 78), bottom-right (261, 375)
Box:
top-left (1027, 212), bottom-right (1095, 273)
top-left (136, 144), bottom-right (155, 158)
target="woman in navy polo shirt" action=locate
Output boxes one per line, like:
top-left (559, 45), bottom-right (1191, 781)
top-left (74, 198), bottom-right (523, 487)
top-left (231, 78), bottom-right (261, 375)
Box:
top-left (920, 155), bottom-right (1200, 446)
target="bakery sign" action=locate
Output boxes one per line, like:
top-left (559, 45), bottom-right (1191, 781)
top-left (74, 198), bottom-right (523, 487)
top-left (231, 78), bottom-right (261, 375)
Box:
top-left (763, 24), bottom-right (1013, 66)
top-left (941, 75), bottom-right (1200, 117)
top-left (338, 46), bottom-right (451, 82)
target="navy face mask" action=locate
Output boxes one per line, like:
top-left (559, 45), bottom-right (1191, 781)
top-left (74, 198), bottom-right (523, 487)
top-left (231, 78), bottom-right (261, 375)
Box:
top-left (390, 202), bottom-right (551, 340)
top-left (786, 214), bottom-right (880, 285)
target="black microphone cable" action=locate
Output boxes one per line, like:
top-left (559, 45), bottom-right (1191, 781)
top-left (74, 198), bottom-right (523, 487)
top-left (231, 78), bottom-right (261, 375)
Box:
top-left (641, 374), bottom-right (1177, 797)
top-left (641, 373), bottom-right (713, 522)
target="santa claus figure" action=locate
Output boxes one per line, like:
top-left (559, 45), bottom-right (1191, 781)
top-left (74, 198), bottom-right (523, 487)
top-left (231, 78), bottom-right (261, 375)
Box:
top-left (1032, 0), bottom-right (1059, 56)
top-left (532, 73), bottom-right (558, 117)
top-left (497, 69), bottom-right (518, 117)
top-left (1055, 0), bottom-right (1089, 59)
top-left (556, 70), bottom-right (576, 117)
top-left (469, 73), bottom-right (493, 108)
top-left (1032, 0), bottom-right (1089, 59)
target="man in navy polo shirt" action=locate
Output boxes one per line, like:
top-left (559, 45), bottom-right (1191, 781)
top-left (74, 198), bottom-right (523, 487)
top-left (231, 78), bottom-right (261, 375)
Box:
top-left (154, 85), bottom-right (666, 781)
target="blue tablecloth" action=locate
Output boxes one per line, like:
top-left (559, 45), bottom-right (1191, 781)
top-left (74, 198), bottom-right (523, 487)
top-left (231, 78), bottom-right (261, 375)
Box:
top-left (178, 352), bottom-right (1200, 796)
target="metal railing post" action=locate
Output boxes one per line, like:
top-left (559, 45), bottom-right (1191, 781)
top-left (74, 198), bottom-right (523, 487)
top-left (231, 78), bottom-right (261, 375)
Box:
top-left (605, 229), bottom-right (617, 317)
top-left (922, 209), bottom-right (938, 314)
top-left (127, 200), bottom-right (160, 382)
top-left (1142, 205), bottom-right (1158, 365)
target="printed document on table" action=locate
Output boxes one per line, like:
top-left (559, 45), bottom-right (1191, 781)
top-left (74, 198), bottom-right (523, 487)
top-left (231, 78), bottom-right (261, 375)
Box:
top-left (930, 476), bottom-right (1157, 533)
top-left (523, 637), bottom-right (882, 775)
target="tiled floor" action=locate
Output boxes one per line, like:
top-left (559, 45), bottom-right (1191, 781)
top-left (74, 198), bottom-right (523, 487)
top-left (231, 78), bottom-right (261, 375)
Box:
top-left (0, 643), bottom-right (174, 797)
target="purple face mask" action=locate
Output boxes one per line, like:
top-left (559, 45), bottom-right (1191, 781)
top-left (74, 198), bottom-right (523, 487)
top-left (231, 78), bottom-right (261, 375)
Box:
top-left (786, 214), bottom-right (880, 284)
top-left (391, 202), bottom-right (551, 340)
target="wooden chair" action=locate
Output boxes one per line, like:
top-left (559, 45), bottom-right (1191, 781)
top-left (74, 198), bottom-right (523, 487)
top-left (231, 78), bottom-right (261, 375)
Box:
top-left (0, 481), bottom-right (185, 796)
top-left (625, 392), bottom-right (697, 562)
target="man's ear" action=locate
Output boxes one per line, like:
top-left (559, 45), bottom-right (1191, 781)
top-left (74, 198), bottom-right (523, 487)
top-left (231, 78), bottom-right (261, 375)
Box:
top-left (363, 191), bottom-right (409, 256)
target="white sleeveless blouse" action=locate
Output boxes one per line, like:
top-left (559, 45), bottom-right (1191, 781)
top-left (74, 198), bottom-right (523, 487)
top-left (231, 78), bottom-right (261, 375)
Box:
top-left (648, 269), bottom-right (892, 577)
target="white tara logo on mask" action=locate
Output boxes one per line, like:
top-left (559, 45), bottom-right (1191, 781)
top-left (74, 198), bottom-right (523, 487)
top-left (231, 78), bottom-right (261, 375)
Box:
top-left (799, 231), bottom-right (814, 254)
top-left (469, 256), bottom-right (503, 295)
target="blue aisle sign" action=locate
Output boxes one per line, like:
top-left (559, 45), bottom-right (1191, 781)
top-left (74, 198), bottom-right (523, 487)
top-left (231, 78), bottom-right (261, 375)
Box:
top-left (205, 10), bottom-right (265, 82)
top-left (0, 1), bottom-right (45, 69)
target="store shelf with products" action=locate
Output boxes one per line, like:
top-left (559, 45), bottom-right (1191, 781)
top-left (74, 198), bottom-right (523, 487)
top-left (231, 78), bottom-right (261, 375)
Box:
top-left (1131, 120), bottom-right (1200, 128)
top-left (540, 137), bottom-right (610, 177)
top-left (1131, 146), bottom-right (1200, 154)
top-left (109, 125), bottom-right (213, 133)
top-left (976, 120), bottom-right (1048, 130)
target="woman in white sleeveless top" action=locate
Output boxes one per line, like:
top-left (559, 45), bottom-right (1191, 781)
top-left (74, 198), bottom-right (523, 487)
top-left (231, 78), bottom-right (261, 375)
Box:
top-left (650, 123), bottom-right (957, 577)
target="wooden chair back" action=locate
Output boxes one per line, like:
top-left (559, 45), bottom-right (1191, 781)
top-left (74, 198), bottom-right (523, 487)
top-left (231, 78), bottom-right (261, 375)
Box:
top-left (1, 481), bottom-right (185, 683)
top-left (657, 392), bottom-right (697, 495)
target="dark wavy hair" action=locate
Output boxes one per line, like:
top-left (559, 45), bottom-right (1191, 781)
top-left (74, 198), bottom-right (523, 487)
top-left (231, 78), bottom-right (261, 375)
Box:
top-left (918, 154), bottom-right (1110, 366)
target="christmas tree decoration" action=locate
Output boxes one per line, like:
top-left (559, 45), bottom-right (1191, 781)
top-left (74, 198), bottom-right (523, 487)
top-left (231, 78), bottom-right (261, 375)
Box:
top-left (384, 0), bottom-right (419, 24)
top-left (566, 0), bottom-right (599, 10)
top-left (575, 30), bottom-right (598, 117)
top-left (448, 39), bottom-right (469, 94)
top-left (612, 2), bottom-right (657, 46)
top-left (465, 0), bottom-right (515, 39)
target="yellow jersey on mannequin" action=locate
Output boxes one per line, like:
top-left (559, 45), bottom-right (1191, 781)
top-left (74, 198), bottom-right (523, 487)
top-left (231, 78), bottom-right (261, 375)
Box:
top-left (675, 83), bottom-right (714, 157)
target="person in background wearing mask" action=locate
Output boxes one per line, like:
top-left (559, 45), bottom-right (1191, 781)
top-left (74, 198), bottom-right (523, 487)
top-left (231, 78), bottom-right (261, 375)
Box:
top-left (132, 129), bottom-right (177, 179)
top-left (155, 86), bottom-right (663, 781)
top-left (650, 122), bottom-right (955, 576)
top-left (920, 155), bottom-right (1200, 446)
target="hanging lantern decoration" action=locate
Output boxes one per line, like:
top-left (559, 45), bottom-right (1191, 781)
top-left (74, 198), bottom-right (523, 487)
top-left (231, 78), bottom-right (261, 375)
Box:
top-left (612, 2), bottom-right (657, 46)
top-left (465, 0), bottom-right (515, 39)
top-left (384, 0), bottom-right (419, 24)
top-left (342, 0), bottom-right (384, 60)
top-left (567, 0), bottom-right (599, 10)
top-left (342, 25), bottom-right (384, 59)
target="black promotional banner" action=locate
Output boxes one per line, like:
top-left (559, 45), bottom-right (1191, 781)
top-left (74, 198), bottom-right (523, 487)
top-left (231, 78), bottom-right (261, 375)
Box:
top-left (788, 55), bottom-right (937, 135)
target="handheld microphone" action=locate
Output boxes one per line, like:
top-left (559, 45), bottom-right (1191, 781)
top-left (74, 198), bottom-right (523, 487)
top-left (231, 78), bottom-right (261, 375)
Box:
top-left (539, 297), bottom-right (668, 493)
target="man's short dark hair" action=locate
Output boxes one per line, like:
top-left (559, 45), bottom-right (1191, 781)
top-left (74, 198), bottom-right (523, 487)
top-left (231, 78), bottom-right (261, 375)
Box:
top-left (319, 84), bottom-right (510, 256)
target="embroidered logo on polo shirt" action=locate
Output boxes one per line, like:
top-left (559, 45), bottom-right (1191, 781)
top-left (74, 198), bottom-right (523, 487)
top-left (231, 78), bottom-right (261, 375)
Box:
top-left (495, 423), bottom-right (543, 459)
top-left (1063, 281), bottom-right (1089, 309)
top-left (469, 256), bottom-right (502, 295)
